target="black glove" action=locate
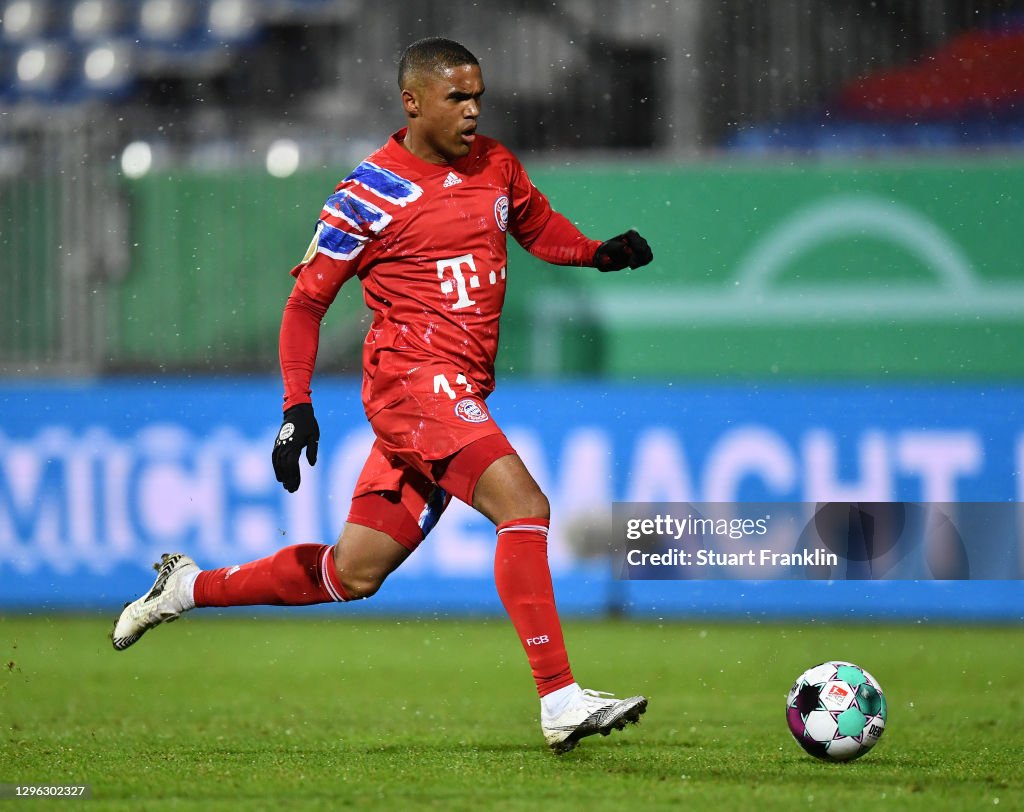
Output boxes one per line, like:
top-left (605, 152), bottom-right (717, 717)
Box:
top-left (593, 229), bottom-right (654, 272)
top-left (272, 403), bottom-right (319, 493)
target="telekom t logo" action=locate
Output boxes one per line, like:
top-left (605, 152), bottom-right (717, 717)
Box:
top-left (436, 254), bottom-right (479, 310)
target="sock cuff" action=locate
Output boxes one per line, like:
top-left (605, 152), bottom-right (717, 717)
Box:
top-left (181, 569), bottom-right (200, 611)
top-left (496, 517), bottom-right (550, 536)
top-left (319, 544), bottom-right (350, 602)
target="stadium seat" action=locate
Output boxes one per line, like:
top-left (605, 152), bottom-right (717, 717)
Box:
top-left (137, 0), bottom-right (201, 46)
top-left (1, 0), bottom-right (52, 44)
top-left (133, 0), bottom-right (228, 76)
top-left (0, 47), bottom-right (16, 104)
top-left (728, 22), bottom-right (1024, 154)
top-left (956, 112), bottom-right (1024, 147)
top-left (0, 0), bottom-right (351, 109)
top-left (11, 40), bottom-right (73, 101)
top-left (726, 115), bottom-right (820, 153)
top-left (206, 0), bottom-right (259, 44)
top-left (80, 39), bottom-right (134, 98)
top-left (69, 0), bottom-right (128, 42)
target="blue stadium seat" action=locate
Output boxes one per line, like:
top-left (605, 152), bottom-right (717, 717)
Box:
top-left (727, 110), bottom-right (1023, 155)
top-left (726, 114), bottom-right (821, 154)
top-left (1, 0), bottom-right (53, 44)
top-left (0, 46), bottom-right (17, 104)
top-left (205, 0), bottom-right (260, 45)
top-left (69, 0), bottom-right (130, 43)
top-left (135, 0), bottom-right (207, 50)
top-left (811, 121), bottom-right (898, 152)
top-left (1, 0), bottom-right (347, 108)
top-left (9, 39), bottom-right (86, 104)
top-left (79, 39), bottom-right (135, 100)
top-left (955, 110), bottom-right (1024, 147)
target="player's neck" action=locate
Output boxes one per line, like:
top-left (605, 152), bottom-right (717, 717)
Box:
top-left (401, 129), bottom-right (451, 166)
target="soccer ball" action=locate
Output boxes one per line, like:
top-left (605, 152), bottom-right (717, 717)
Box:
top-left (786, 660), bottom-right (887, 762)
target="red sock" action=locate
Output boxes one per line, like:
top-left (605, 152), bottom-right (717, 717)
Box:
top-left (494, 518), bottom-right (575, 697)
top-left (193, 544), bottom-right (349, 607)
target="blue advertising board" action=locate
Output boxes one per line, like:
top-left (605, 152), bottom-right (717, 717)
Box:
top-left (1, 379), bottom-right (1022, 619)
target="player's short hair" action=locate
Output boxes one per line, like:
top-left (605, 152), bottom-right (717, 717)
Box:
top-left (398, 37), bottom-right (479, 90)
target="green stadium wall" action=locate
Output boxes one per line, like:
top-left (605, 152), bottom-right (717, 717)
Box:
top-left (110, 158), bottom-right (1024, 379)
top-left (1, 179), bottom-right (60, 362)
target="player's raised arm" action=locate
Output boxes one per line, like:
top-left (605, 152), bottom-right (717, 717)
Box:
top-left (506, 152), bottom-right (653, 271)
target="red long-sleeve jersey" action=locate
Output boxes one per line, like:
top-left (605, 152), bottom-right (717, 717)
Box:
top-left (281, 129), bottom-right (600, 413)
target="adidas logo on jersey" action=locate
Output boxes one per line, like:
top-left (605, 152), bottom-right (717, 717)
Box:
top-left (443, 172), bottom-right (462, 188)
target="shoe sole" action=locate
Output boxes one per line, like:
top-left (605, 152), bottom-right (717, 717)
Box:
top-left (549, 696), bottom-right (648, 755)
top-left (110, 553), bottom-right (186, 651)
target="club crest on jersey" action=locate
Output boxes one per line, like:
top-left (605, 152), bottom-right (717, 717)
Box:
top-left (494, 195), bottom-right (509, 232)
top-left (454, 398), bottom-right (489, 423)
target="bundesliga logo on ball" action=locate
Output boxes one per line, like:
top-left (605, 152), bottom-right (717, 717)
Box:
top-left (786, 660), bottom-right (888, 762)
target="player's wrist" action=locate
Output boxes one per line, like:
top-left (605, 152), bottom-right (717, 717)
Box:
top-left (283, 402), bottom-right (314, 420)
top-left (282, 396), bottom-right (313, 412)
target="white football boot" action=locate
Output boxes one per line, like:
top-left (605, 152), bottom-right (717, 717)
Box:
top-left (111, 553), bottom-right (198, 651)
top-left (542, 687), bottom-right (648, 754)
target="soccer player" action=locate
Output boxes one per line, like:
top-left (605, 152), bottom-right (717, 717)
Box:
top-left (113, 37), bottom-right (653, 754)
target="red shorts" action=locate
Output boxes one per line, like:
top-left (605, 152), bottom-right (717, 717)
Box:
top-left (347, 364), bottom-right (516, 550)
top-left (366, 362), bottom-right (503, 464)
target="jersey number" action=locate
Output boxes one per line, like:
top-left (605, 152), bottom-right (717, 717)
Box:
top-left (433, 373), bottom-right (473, 400)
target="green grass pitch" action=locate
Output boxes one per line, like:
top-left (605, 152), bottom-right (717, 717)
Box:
top-left (2, 615), bottom-right (1021, 810)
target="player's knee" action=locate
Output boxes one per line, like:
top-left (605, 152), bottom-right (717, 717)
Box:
top-left (473, 454), bottom-right (551, 523)
top-left (524, 489), bottom-right (550, 520)
top-left (335, 565), bottom-right (384, 600)
top-left (504, 487), bottom-right (549, 522)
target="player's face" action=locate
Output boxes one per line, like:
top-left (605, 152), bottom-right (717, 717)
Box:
top-left (403, 64), bottom-right (484, 164)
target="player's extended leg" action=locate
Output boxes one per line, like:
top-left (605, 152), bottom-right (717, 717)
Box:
top-left (111, 440), bottom-right (441, 651)
top-left (194, 519), bottom-right (412, 606)
top-left (108, 527), bottom-right (407, 648)
top-left (455, 451), bottom-right (647, 753)
top-left (110, 520), bottom-right (410, 651)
